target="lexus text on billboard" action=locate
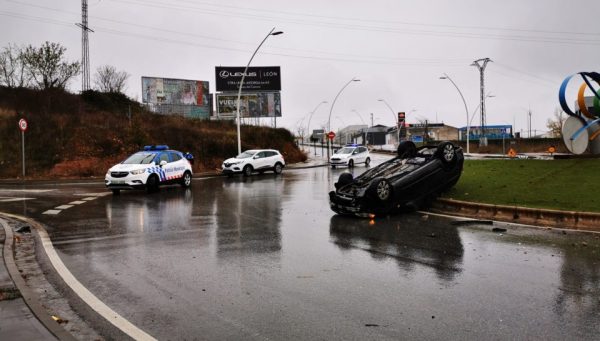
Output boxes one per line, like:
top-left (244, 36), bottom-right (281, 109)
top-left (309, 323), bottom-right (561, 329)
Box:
top-left (217, 93), bottom-right (281, 118)
top-left (215, 66), bottom-right (281, 92)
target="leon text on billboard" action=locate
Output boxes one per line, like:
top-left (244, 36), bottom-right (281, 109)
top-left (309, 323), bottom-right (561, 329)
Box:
top-left (215, 66), bottom-right (281, 92)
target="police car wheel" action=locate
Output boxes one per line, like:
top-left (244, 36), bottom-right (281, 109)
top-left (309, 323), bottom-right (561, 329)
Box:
top-left (348, 159), bottom-right (354, 168)
top-left (181, 171), bottom-right (192, 188)
top-left (146, 174), bottom-right (159, 193)
top-left (365, 157), bottom-right (371, 166)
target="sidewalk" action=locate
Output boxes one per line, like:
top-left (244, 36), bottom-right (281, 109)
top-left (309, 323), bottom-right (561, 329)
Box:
top-left (0, 221), bottom-right (56, 340)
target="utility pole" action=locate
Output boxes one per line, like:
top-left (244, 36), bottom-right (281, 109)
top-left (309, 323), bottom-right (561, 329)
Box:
top-left (76, 0), bottom-right (94, 91)
top-left (528, 108), bottom-right (532, 138)
top-left (471, 58), bottom-right (492, 146)
top-left (370, 113), bottom-right (374, 127)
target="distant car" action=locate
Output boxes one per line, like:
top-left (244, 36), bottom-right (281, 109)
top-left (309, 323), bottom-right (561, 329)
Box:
top-left (221, 149), bottom-right (285, 177)
top-left (329, 141), bottom-right (464, 217)
top-left (105, 145), bottom-right (194, 195)
top-left (330, 144), bottom-right (370, 168)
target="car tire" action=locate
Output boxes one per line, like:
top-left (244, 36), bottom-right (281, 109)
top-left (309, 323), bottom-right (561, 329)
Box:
top-left (348, 159), bottom-right (354, 168)
top-left (365, 157), bottom-right (371, 166)
top-left (146, 174), bottom-right (159, 193)
top-left (436, 142), bottom-right (457, 165)
top-left (243, 165), bottom-right (253, 177)
top-left (111, 189), bottom-right (120, 195)
top-left (335, 172), bottom-right (354, 189)
top-left (181, 171), bottom-right (192, 188)
top-left (274, 162), bottom-right (283, 175)
top-left (397, 141), bottom-right (417, 158)
top-left (331, 165), bottom-right (336, 169)
top-left (368, 178), bottom-right (392, 202)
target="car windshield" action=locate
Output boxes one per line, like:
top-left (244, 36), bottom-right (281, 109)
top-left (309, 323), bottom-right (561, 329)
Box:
top-left (236, 151), bottom-right (256, 159)
top-left (122, 152), bottom-right (157, 164)
top-left (336, 147), bottom-right (355, 154)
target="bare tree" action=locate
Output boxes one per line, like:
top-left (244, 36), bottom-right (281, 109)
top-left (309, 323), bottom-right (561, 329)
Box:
top-left (21, 41), bottom-right (80, 90)
top-left (0, 43), bottom-right (29, 87)
top-left (546, 108), bottom-right (565, 138)
top-left (93, 65), bottom-right (130, 93)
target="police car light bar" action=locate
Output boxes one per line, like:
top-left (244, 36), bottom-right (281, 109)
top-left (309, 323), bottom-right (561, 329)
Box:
top-left (143, 145), bottom-right (169, 151)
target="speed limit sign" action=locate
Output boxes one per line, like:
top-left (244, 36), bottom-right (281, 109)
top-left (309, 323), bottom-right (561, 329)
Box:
top-left (18, 118), bottom-right (28, 132)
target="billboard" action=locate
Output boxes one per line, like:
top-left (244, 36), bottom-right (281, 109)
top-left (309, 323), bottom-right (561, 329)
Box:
top-left (217, 93), bottom-right (281, 118)
top-left (215, 66), bottom-right (281, 92)
top-left (141, 77), bottom-right (210, 119)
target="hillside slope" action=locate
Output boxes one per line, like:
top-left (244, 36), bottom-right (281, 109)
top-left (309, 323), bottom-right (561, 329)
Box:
top-left (0, 87), bottom-right (306, 178)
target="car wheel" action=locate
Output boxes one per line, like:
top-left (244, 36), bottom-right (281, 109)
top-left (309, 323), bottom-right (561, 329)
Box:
top-left (335, 172), bottom-right (354, 189)
top-left (348, 159), bottom-right (354, 168)
top-left (146, 174), bottom-right (159, 193)
top-left (181, 171), bottom-right (192, 188)
top-left (368, 178), bottom-right (392, 202)
top-left (397, 141), bottom-right (417, 158)
top-left (111, 189), bottom-right (120, 195)
top-left (437, 142), bottom-right (456, 164)
top-left (243, 165), bottom-right (253, 177)
top-left (331, 165), bottom-right (336, 169)
top-left (274, 163), bottom-right (283, 175)
top-left (365, 157), bottom-right (371, 166)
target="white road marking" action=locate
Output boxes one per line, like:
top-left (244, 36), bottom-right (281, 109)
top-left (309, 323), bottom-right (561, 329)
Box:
top-left (55, 205), bottom-right (74, 210)
top-left (75, 192), bottom-right (111, 197)
top-left (0, 197), bottom-right (36, 202)
top-left (82, 197), bottom-right (97, 201)
top-left (0, 189), bottom-right (54, 193)
top-left (68, 201), bottom-right (87, 205)
top-left (1, 213), bottom-right (157, 341)
top-left (42, 210), bottom-right (61, 215)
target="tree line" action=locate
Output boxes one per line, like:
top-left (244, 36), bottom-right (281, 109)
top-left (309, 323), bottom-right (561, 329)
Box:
top-left (0, 41), bottom-right (129, 93)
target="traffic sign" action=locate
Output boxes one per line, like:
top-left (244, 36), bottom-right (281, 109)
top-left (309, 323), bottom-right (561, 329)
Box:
top-left (327, 131), bottom-right (336, 140)
top-left (18, 118), bottom-right (28, 132)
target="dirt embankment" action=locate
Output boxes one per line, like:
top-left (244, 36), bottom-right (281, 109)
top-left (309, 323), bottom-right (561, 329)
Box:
top-left (0, 87), bottom-right (306, 179)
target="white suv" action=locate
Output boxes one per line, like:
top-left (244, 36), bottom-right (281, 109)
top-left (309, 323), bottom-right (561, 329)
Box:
top-left (105, 145), bottom-right (194, 194)
top-left (222, 149), bottom-right (285, 177)
top-left (330, 145), bottom-right (370, 168)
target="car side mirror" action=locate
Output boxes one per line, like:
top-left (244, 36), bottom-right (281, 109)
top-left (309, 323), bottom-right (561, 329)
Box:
top-left (160, 160), bottom-right (168, 167)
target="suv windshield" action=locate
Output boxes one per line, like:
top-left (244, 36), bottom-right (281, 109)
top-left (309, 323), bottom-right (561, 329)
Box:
top-left (236, 151), bottom-right (256, 159)
top-left (123, 152), bottom-right (157, 164)
top-left (336, 147), bottom-right (355, 154)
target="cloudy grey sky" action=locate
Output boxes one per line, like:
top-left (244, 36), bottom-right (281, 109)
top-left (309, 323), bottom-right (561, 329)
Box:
top-left (2, 0), bottom-right (599, 136)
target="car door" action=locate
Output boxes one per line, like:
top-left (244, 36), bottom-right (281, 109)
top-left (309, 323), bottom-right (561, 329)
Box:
top-left (168, 152), bottom-right (185, 180)
top-left (254, 151), bottom-right (268, 170)
top-left (357, 147), bottom-right (366, 163)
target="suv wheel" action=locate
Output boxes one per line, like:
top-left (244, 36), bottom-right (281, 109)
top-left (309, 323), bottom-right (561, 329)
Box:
top-left (146, 174), bottom-right (159, 193)
top-left (243, 165), bottom-right (253, 177)
top-left (365, 157), bottom-right (371, 166)
top-left (274, 163), bottom-right (283, 175)
top-left (348, 159), bottom-right (354, 168)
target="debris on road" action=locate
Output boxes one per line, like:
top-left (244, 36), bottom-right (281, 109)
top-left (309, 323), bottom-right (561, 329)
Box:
top-left (492, 227), bottom-right (507, 233)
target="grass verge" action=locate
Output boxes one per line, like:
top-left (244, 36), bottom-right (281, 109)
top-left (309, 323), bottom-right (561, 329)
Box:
top-left (442, 159), bottom-right (600, 213)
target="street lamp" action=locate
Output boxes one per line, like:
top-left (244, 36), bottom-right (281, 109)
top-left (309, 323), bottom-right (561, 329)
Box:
top-left (235, 27), bottom-right (283, 155)
top-left (327, 77), bottom-right (360, 160)
top-left (440, 73), bottom-right (470, 153)
top-left (306, 100), bottom-right (328, 143)
top-left (377, 98), bottom-right (400, 146)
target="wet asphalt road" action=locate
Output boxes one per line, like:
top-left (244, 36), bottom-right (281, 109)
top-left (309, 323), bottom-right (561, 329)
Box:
top-left (1, 162), bottom-right (600, 340)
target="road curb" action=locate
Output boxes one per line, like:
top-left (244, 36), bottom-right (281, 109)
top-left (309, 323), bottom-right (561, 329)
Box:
top-left (431, 198), bottom-right (600, 233)
top-left (0, 217), bottom-right (76, 341)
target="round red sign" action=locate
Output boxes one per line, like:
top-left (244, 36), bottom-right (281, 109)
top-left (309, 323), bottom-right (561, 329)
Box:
top-left (18, 118), bottom-right (28, 132)
top-left (327, 131), bottom-right (336, 140)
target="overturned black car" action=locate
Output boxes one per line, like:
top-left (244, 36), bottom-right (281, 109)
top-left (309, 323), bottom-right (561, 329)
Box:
top-left (329, 141), bottom-right (464, 217)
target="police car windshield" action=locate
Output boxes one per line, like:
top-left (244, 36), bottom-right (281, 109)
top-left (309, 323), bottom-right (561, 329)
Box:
top-left (236, 151), bottom-right (256, 159)
top-left (123, 152), bottom-right (156, 164)
top-left (336, 147), bottom-right (355, 154)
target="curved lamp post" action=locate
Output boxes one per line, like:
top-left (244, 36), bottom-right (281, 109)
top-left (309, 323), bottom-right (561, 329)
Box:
top-left (327, 77), bottom-right (360, 160)
top-left (440, 73), bottom-right (470, 153)
top-left (306, 100), bottom-right (328, 142)
top-left (236, 27), bottom-right (283, 154)
top-left (377, 98), bottom-right (400, 145)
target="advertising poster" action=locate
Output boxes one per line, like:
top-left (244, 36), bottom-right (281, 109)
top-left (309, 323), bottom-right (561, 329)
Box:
top-left (142, 77), bottom-right (210, 119)
top-left (217, 93), bottom-right (282, 118)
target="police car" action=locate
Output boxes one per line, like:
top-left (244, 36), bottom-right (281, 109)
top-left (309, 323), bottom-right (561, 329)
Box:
top-left (105, 145), bottom-right (194, 194)
top-left (330, 144), bottom-right (370, 168)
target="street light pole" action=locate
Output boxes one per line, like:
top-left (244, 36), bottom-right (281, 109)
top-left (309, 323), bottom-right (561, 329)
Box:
top-left (235, 27), bottom-right (283, 155)
top-left (327, 77), bottom-right (360, 160)
top-left (377, 98), bottom-right (400, 146)
top-left (306, 100), bottom-right (328, 144)
top-left (440, 73), bottom-right (470, 154)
